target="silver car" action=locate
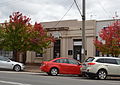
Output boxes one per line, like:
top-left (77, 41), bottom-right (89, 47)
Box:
top-left (81, 57), bottom-right (120, 79)
top-left (0, 56), bottom-right (24, 71)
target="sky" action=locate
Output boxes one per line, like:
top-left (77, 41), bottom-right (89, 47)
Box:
top-left (0, 0), bottom-right (120, 24)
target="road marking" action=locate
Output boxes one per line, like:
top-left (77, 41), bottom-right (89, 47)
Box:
top-left (0, 71), bottom-right (41, 74)
top-left (0, 80), bottom-right (31, 85)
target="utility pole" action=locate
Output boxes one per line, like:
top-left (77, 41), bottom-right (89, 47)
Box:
top-left (74, 0), bottom-right (86, 62)
top-left (81, 0), bottom-right (86, 62)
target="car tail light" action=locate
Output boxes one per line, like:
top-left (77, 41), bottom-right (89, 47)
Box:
top-left (88, 62), bottom-right (96, 65)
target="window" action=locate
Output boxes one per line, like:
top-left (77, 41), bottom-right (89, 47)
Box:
top-left (0, 50), bottom-right (13, 59)
top-left (96, 58), bottom-right (105, 63)
top-left (85, 57), bottom-right (95, 62)
top-left (104, 59), bottom-right (118, 64)
top-left (116, 59), bottom-right (120, 65)
top-left (0, 56), bottom-right (10, 61)
top-left (68, 59), bottom-right (79, 65)
top-left (53, 59), bottom-right (69, 63)
top-left (36, 53), bottom-right (43, 57)
top-left (53, 59), bottom-right (60, 63)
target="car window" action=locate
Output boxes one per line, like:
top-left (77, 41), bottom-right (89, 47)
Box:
top-left (116, 59), bottom-right (120, 65)
top-left (53, 59), bottom-right (69, 64)
top-left (85, 57), bottom-right (95, 62)
top-left (0, 56), bottom-right (9, 61)
top-left (104, 59), bottom-right (118, 64)
top-left (68, 59), bottom-right (79, 65)
top-left (96, 58), bottom-right (105, 63)
top-left (53, 59), bottom-right (60, 63)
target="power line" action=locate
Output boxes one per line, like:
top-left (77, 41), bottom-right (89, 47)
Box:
top-left (74, 0), bottom-right (82, 17)
top-left (97, 0), bottom-right (113, 19)
top-left (53, 2), bottom-right (74, 28)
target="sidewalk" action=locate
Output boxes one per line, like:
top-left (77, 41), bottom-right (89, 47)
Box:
top-left (24, 65), bottom-right (42, 73)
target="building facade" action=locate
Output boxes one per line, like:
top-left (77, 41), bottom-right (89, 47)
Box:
top-left (1, 19), bottom-right (118, 63)
top-left (96, 19), bottom-right (120, 57)
top-left (26, 20), bottom-right (96, 63)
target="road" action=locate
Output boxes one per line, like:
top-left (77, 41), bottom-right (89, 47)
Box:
top-left (0, 71), bottom-right (120, 85)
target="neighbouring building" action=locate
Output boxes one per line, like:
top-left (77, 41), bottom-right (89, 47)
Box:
top-left (96, 19), bottom-right (120, 57)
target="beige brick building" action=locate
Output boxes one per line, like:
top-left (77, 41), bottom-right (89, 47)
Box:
top-left (26, 20), bottom-right (96, 63)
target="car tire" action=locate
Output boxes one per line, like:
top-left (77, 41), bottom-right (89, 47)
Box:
top-left (13, 65), bottom-right (21, 72)
top-left (97, 70), bottom-right (107, 80)
top-left (50, 68), bottom-right (59, 76)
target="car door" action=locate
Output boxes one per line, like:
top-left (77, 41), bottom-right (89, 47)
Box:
top-left (104, 59), bottom-right (119, 75)
top-left (0, 56), bottom-right (13, 69)
top-left (116, 59), bottom-right (120, 75)
top-left (58, 59), bottom-right (71, 74)
top-left (67, 59), bottom-right (81, 74)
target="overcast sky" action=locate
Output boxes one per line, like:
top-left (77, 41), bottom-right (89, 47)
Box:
top-left (0, 0), bottom-right (120, 23)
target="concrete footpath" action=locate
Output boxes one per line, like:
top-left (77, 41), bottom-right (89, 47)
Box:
top-left (24, 65), bottom-right (42, 73)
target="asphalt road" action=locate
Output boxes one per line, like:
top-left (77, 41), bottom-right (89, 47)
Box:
top-left (0, 71), bottom-right (120, 85)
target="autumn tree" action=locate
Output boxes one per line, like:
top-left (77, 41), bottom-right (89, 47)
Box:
top-left (0, 12), bottom-right (55, 63)
top-left (94, 21), bottom-right (120, 57)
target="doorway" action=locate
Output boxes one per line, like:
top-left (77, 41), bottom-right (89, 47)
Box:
top-left (73, 39), bottom-right (82, 62)
top-left (53, 40), bottom-right (60, 58)
top-left (73, 46), bottom-right (82, 62)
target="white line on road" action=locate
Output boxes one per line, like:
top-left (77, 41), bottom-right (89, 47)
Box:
top-left (0, 80), bottom-right (32, 85)
top-left (0, 71), bottom-right (41, 74)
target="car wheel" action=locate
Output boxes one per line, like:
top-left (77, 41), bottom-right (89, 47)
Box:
top-left (97, 70), bottom-right (107, 80)
top-left (50, 68), bottom-right (59, 76)
top-left (13, 65), bottom-right (21, 72)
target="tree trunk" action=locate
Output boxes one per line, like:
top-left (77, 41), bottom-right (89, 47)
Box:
top-left (13, 50), bottom-right (19, 62)
top-left (22, 51), bottom-right (27, 64)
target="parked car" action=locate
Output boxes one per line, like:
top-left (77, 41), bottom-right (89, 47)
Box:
top-left (81, 57), bottom-right (120, 79)
top-left (40, 57), bottom-right (82, 76)
top-left (0, 56), bottom-right (24, 71)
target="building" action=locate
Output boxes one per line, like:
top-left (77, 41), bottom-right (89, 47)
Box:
top-left (1, 19), bottom-right (118, 64)
top-left (96, 19), bottom-right (120, 57)
top-left (26, 20), bottom-right (96, 63)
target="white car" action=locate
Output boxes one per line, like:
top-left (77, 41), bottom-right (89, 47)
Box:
top-left (0, 56), bottom-right (24, 71)
top-left (81, 57), bottom-right (120, 79)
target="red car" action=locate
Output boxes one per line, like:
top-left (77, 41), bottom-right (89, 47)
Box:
top-left (40, 57), bottom-right (82, 76)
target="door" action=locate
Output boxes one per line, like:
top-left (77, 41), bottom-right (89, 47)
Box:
top-left (73, 46), bottom-right (82, 62)
top-left (58, 59), bottom-right (71, 74)
top-left (104, 59), bottom-right (120, 75)
top-left (67, 59), bottom-right (81, 74)
top-left (53, 40), bottom-right (60, 58)
top-left (0, 57), bottom-right (12, 69)
top-left (116, 59), bottom-right (120, 75)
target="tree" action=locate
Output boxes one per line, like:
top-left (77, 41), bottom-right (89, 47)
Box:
top-left (0, 12), bottom-right (55, 63)
top-left (94, 21), bottom-right (120, 57)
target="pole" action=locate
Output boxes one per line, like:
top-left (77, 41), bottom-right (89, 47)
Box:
top-left (81, 0), bottom-right (86, 62)
top-left (74, 0), bottom-right (86, 62)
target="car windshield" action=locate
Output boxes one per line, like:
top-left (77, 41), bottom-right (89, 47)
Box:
top-left (85, 57), bottom-right (95, 62)
top-left (116, 59), bottom-right (120, 65)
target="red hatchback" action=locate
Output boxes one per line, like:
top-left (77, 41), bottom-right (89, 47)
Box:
top-left (40, 57), bottom-right (82, 76)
